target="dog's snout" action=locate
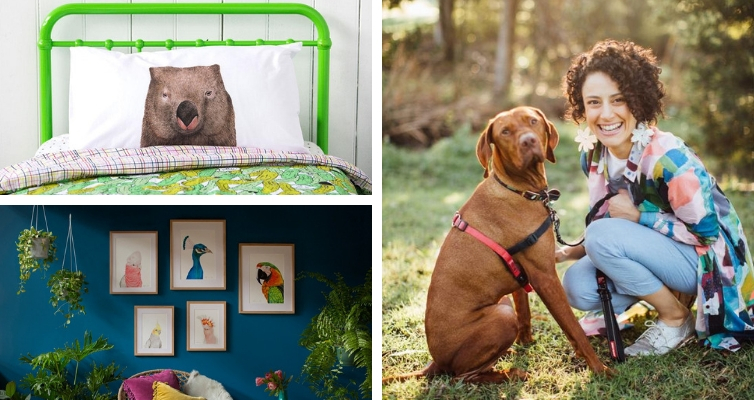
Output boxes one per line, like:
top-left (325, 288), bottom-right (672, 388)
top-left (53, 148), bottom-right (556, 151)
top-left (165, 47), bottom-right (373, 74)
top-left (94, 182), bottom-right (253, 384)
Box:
top-left (520, 132), bottom-right (538, 148)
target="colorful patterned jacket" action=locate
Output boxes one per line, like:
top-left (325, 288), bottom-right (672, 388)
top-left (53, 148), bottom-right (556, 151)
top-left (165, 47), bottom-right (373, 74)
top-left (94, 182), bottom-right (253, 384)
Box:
top-left (582, 126), bottom-right (754, 350)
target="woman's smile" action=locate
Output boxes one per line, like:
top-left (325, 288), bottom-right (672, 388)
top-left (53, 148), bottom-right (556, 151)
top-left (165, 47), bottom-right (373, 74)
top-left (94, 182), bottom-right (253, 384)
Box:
top-left (581, 71), bottom-right (637, 158)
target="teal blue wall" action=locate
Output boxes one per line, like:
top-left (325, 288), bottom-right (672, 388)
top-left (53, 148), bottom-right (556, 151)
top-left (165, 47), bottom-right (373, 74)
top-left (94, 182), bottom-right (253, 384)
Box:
top-left (0, 205), bottom-right (371, 399)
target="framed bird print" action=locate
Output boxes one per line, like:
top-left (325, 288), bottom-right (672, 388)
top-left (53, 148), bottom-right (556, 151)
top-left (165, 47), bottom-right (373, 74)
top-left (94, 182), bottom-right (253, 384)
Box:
top-left (187, 301), bottom-right (227, 351)
top-left (110, 231), bottom-right (159, 294)
top-left (170, 220), bottom-right (226, 290)
top-left (239, 243), bottom-right (295, 314)
top-left (135, 306), bottom-right (174, 356)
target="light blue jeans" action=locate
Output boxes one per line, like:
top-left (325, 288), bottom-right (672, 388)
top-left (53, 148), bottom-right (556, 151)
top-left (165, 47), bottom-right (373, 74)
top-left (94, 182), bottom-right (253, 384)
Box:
top-left (562, 218), bottom-right (698, 313)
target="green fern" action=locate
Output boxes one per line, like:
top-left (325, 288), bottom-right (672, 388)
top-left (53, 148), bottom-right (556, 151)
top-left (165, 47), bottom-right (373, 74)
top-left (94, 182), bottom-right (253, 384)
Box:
top-left (298, 269), bottom-right (371, 398)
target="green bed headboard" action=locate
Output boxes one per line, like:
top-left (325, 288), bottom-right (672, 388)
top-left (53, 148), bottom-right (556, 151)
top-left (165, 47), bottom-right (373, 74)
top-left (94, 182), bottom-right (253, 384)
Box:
top-left (38, 2), bottom-right (331, 154)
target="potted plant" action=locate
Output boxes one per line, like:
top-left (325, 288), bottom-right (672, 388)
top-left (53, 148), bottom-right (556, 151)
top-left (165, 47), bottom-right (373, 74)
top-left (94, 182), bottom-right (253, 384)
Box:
top-left (298, 269), bottom-right (371, 399)
top-left (16, 227), bottom-right (57, 294)
top-left (48, 269), bottom-right (89, 326)
top-left (19, 331), bottom-right (123, 400)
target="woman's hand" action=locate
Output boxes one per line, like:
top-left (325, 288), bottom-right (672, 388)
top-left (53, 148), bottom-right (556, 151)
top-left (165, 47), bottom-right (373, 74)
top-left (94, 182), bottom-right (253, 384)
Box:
top-left (608, 189), bottom-right (640, 222)
top-left (555, 244), bottom-right (586, 263)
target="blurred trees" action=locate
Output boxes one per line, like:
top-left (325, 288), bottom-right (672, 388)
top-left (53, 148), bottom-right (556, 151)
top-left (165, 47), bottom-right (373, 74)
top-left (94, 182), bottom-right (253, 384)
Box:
top-left (661, 0), bottom-right (754, 179)
top-left (383, 0), bottom-right (754, 179)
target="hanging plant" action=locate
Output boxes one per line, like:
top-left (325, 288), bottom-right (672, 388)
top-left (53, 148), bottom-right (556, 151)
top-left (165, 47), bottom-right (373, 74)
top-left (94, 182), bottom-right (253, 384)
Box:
top-left (17, 206), bottom-right (57, 294)
top-left (48, 269), bottom-right (89, 326)
top-left (48, 213), bottom-right (88, 326)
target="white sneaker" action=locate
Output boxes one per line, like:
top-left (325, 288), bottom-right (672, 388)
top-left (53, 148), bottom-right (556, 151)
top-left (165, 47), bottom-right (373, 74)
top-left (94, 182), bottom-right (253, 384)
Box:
top-left (624, 313), bottom-right (695, 356)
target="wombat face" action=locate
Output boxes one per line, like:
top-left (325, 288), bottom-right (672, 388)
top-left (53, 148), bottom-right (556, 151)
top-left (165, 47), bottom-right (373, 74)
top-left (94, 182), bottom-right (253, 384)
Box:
top-left (141, 64), bottom-right (236, 147)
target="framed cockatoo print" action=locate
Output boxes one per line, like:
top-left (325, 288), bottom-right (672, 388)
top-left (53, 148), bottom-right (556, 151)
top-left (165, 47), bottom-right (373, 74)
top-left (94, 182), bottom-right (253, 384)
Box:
top-left (187, 301), bottom-right (227, 351)
top-left (134, 306), bottom-right (174, 356)
top-left (170, 220), bottom-right (226, 290)
top-left (110, 231), bottom-right (158, 294)
top-left (239, 243), bottom-right (295, 314)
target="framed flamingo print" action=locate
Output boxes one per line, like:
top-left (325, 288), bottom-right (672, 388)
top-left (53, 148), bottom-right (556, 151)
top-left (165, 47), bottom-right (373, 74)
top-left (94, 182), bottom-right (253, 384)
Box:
top-left (187, 301), bottom-right (226, 351)
top-left (110, 231), bottom-right (158, 294)
top-left (134, 306), bottom-right (174, 356)
top-left (170, 220), bottom-right (226, 290)
top-left (239, 243), bottom-right (295, 314)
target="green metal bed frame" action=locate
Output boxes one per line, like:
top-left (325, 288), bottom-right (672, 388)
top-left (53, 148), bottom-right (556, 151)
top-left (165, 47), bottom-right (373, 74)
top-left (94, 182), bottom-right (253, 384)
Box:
top-left (38, 2), bottom-right (331, 154)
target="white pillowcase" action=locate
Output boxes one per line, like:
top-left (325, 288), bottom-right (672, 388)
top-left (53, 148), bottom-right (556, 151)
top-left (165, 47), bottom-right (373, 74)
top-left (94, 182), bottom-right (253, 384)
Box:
top-left (68, 43), bottom-right (308, 153)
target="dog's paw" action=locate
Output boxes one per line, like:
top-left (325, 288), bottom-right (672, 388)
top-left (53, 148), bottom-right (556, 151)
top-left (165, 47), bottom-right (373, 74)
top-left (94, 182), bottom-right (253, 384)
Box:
top-left (515, 331), bottom-right (535, 345)
top-left (592, 363), bottom-right (616, 377)
top-left (503, 368), bottom-right (528, 382)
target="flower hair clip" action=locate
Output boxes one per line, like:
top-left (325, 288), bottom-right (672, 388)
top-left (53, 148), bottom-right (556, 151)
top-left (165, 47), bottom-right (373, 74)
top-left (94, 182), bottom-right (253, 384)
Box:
top-left (631, 122), bottom-right (653, 149)
top-left (575, 127), bottom-right (597, 152)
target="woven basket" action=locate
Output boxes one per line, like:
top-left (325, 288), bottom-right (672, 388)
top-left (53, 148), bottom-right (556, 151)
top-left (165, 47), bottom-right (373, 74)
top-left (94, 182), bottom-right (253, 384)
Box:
top-left (117, 369), bottom-right (191, 400)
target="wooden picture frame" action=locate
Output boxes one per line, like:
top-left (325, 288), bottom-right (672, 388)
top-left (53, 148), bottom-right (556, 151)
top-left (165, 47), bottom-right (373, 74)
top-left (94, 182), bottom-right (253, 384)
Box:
top-left (134, 306), bottom-right (174, 356)
top-left (187, 301), bottom-right (227, 351)
top-left (170, 220), bottom-right (226, 290)
top-left (239, 243), bottom-right (295, 314)
top-left (110, 231), bottom-right (158, 294)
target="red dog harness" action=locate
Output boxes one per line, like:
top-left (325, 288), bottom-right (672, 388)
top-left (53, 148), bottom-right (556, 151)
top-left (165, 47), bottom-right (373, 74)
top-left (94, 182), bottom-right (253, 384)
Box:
top-left (451, 176), bottom-right (562, 293)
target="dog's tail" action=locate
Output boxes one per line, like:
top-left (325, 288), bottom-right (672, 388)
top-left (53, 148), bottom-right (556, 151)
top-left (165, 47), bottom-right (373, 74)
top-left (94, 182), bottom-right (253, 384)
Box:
top-left (382, 362), bottom-right (440, 384)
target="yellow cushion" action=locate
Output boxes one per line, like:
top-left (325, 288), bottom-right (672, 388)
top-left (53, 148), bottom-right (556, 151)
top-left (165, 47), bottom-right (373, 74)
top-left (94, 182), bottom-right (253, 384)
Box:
top-left (152, 381), bottom-right (206, 400)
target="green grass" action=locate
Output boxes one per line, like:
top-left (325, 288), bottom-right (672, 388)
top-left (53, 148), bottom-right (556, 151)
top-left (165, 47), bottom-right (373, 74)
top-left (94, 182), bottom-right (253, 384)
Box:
top-left (382, 121), bottom-right (754, 399)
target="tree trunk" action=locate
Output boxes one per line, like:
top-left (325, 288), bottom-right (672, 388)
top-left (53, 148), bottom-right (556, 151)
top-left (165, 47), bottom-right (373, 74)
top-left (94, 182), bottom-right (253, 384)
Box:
top-left (438, 0), bottom-right (455, 62)
top-left (494, 0), bottom-right (519, 96)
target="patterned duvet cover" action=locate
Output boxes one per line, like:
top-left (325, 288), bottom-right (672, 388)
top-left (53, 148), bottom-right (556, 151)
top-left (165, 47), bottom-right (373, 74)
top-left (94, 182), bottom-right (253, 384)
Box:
top-left (0, 146), bottom-right (371, 195)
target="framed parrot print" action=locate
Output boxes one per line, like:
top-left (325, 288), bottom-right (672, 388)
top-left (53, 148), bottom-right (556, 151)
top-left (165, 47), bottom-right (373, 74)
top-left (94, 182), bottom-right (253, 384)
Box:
top-left (187, 301), bottom-right (227, 351)
top-left (110, 231), bottom-right (158, 294)
top-left (134, 306), bottom-right (174, 356)
top-left (239, 243), bottom-right (295, 314)
top-left (170, 220), bottom-right (226, 290)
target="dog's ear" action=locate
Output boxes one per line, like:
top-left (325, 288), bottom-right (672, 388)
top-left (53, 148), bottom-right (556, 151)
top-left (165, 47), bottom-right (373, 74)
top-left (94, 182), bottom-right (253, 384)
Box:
top-left (476, 120), bottom-right (495, 178)
top-left (531, 107), bottom-right (559, 163)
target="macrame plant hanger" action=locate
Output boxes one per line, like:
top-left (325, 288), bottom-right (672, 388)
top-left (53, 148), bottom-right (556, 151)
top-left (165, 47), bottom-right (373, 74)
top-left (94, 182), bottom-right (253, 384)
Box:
top-left (30, 205), bottom-right (50, 231)
top-left (61, 214), bottom-right (78, 275)
top-left (52, 213), bottom-right (87, 326)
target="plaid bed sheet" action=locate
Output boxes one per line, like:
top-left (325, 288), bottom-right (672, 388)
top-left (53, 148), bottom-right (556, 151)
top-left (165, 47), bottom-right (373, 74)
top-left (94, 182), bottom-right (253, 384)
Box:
top-left (0, 146), bottom-right (372, 195)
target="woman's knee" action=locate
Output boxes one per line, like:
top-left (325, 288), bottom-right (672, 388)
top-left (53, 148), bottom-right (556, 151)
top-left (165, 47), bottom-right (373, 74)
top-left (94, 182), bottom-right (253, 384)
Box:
top-left (584, 218), bottom-right (623, 254)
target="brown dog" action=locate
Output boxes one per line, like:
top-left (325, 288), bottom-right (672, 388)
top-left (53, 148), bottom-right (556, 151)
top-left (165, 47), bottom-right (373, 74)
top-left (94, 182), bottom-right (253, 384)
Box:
top-left (383, 106), bottom-right (610, 384)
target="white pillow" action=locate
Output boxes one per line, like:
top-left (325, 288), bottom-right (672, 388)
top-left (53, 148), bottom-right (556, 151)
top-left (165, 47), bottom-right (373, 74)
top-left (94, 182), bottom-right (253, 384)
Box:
top-left (68, 43), bottom-right (308, 153)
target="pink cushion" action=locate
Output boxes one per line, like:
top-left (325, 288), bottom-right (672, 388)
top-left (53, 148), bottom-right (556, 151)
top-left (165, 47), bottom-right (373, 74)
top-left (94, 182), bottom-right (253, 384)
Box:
top-left (123, 369), bottom-right (180, 400)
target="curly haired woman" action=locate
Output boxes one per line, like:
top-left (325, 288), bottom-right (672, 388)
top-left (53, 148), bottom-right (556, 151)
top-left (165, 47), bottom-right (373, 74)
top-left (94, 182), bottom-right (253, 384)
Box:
top-left (556, 39), bottom-right (754, 356)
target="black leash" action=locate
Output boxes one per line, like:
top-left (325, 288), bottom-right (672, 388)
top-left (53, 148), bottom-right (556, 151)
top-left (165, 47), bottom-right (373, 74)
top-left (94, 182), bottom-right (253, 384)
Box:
top-left (596, 269), bottom-right (626, 362)
top-left (493, 173), bottom-right (586, 248)
top-left (584, 192), bottom-right (625, 362)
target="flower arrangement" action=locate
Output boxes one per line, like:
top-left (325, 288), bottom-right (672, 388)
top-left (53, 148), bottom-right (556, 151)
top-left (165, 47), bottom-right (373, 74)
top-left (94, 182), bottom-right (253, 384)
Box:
top-left (255, 370), bottom-right (292, 397)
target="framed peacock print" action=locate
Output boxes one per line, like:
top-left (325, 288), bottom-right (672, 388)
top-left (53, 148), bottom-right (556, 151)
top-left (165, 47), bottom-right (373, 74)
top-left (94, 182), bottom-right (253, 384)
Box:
top-left (134, 306), bottom-right (174, 356)
top-left (170, 220), bottom-right (226, 290)
top-left (187, 301), bottom-right (226, 351)
top-left (110, 231), bottom-right (158, 294)
top-left (239, 243), bottom-right (295, 314)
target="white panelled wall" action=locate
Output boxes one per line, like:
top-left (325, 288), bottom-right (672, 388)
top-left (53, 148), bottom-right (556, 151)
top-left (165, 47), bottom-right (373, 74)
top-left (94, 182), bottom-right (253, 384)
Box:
top-left (0, 0), bottom-right (372, 179)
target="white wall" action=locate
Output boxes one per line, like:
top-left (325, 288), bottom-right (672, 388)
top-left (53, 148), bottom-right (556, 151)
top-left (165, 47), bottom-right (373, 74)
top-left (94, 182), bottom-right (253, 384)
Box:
top-left (0, 0), bottom-right (372, 179)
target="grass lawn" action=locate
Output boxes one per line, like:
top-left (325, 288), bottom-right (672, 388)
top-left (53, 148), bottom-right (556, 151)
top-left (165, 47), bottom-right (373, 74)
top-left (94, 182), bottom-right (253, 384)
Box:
top-left (382, 120), bottom-right (754, 399)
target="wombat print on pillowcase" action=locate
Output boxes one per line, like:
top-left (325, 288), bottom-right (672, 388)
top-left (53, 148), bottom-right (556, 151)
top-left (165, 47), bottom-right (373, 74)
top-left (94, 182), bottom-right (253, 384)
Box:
top-left (141, 64), bottom-right (236, 147)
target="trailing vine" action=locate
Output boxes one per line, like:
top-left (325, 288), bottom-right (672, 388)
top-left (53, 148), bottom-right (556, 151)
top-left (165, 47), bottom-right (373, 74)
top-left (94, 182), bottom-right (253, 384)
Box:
top-left (16, 227), bottom-right (57, 294)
